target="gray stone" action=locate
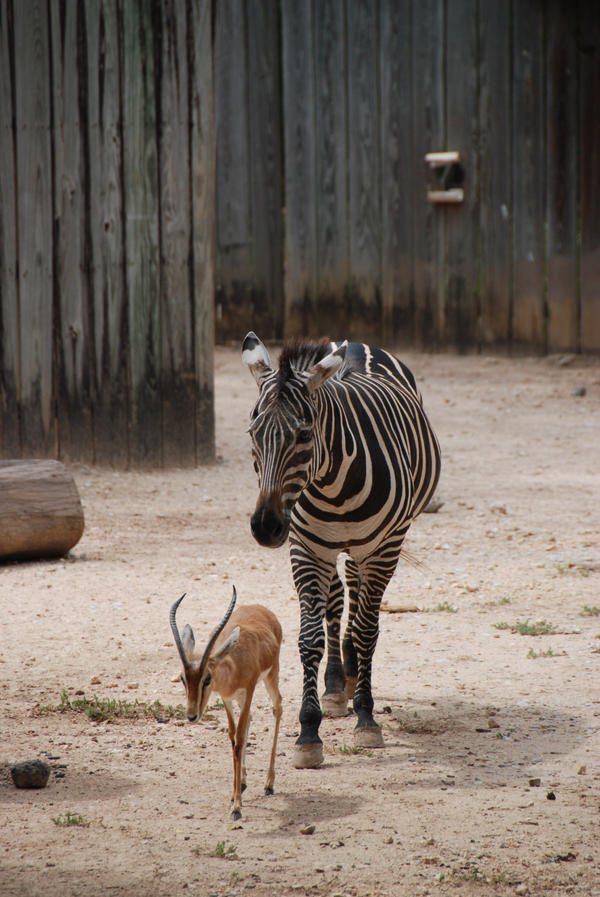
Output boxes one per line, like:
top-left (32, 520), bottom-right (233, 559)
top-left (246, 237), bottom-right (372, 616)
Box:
top-left (11, 759), bottom-right (51, 789)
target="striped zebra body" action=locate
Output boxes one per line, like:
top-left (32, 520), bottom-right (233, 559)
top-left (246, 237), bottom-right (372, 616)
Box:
top-left (242, 333), bottom-right (441, 768)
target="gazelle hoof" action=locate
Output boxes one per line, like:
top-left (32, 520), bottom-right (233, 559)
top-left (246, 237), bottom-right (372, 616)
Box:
top-left (293, 742), bottom-right (324, 769)
top-left (264, 786), bottom-right (274, 796)
top-left (354, 724), bottom-right (385, 748)
top-left (344, 676), bottom-right (357, 699)
top-left (321, 692), bottom-right (349, 717)
top-left (231, 808), bottom-right (242, 821)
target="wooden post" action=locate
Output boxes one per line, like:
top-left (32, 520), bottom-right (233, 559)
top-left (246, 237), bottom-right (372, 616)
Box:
top-left (0, 461), bottom-right (84, 561)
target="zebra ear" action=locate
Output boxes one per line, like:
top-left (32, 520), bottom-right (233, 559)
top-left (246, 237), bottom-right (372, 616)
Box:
top-left (242, 332), bottom-right (273, 387)
top-left (305, 342), bottom-right (347, 394)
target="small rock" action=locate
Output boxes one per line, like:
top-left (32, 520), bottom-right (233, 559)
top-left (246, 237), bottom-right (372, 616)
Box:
top-left (300, 824), bottom-right (315, 835)
top-left (515, 884), bottom-right (529, 896)
top-left (490, 502), bottom-right (508, 515)
top-left (528, 777), bottom-right (541, 787)
top-left (547, 791), bottom-right (556, 800)
top-left (578, 765), bottom-right (587, 775)
top-left (423, 498), bottom-right (444, 514)
top-left (573, 386), bottom-right (586, 397)
top-left (487, 718), bottom-right (500, 729)
top-left (11, 759), bottom-right (51, 789)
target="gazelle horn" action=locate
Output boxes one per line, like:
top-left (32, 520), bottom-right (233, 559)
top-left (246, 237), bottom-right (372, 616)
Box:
top-left (198, 586), bottom-right (238, 675)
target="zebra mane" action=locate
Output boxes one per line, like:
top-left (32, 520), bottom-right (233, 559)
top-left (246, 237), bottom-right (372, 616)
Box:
top-left (277, 338), bottom-right (331, 386)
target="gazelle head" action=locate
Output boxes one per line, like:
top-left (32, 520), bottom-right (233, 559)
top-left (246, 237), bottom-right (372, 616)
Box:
top-left (170, 587), bottom-right (240, 722)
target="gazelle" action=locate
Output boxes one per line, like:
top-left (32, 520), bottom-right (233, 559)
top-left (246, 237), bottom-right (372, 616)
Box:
top-left (170, 586), bottom-right (283, 820)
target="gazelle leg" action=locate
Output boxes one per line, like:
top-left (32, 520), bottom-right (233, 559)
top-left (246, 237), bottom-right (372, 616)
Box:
top-left (240, 706), bottom-right (252, 793)
top-left (263, 665), bottom-right (283, 794)
top-left (223, 701), bottom-right (238, 806)
top-left (231, 699), bottom-right (252, 820)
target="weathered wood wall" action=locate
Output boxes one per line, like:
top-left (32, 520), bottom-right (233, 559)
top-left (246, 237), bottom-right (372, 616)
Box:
top-left (215, 0), bottom-right (600, 354)
top-left (0, 0), bottom-right (214, 467)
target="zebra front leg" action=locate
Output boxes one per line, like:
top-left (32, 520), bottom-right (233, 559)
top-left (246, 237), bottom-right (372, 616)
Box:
top-left (294, 598), bottom-right (326, 768)
top-left (352, 592), bottom-right (385, 748)
top-left (322, 570), bottom-right (349, 717)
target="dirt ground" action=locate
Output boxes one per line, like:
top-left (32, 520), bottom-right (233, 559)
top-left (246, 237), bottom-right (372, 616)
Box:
top-left (1, 345), bottom-right (599, 897)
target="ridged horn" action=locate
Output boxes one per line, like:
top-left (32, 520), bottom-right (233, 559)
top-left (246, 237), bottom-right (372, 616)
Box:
top-left (198, 586), bottom-right (238, 675)
top-left (170, 593), bottom-right (192, 671)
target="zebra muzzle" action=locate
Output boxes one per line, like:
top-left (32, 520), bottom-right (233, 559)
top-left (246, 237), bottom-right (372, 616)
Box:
top-left (250, 501), bottom-right (290, 548)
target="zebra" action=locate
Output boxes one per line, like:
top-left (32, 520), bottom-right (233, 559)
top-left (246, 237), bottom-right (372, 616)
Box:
top-left (242, 332), bottom-right (441, 769)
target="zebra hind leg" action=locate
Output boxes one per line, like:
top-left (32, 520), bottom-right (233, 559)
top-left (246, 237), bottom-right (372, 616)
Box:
top-left (341, 558), bottom-right (360, 699)
top-left (322, 570), bottom-right (349, 717)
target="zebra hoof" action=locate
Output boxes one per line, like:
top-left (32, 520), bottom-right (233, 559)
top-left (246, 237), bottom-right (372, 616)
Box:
top-left (321, 692), bottom-right (349, 717)
top-left (293, 742), bottom-right (324, 769)
top-left (344, 676), bottom-right (357, 699)
top-left (354, 724), bottom-right (385, 748)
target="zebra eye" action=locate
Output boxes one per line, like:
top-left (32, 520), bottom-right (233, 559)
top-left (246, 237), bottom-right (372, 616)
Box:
top-left (297, 428), bottom-right (312, 443)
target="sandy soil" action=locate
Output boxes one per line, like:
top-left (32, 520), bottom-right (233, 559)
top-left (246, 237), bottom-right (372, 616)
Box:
top-left (1, 345), bottom-right (599, 897)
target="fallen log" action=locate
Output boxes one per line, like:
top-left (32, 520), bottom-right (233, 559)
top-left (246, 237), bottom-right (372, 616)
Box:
top-left (0, 460), bottom-right (84, 561)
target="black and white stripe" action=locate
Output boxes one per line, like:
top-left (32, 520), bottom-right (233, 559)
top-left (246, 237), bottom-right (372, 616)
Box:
top-left (242, 332), bottom-right (441, 766)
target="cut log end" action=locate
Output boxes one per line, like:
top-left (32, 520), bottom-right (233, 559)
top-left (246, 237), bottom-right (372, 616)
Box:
top-left (0, 460), bottom-right (85, 561)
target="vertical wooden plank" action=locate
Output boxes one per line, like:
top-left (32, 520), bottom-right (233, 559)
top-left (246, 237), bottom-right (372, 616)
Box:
top-left (411, 0), bottom-right (444, 348)
top-left (0, 0), bottom-right (20, 455)
top-left (347, 0), bottom-right (380, 342)
top-left (380, 0), bottom-right (413, 346)
top-left (87, 0), bottom-right (129, 467)
top-left (281, 0), bottom-right (316, 337)
top-left (122, 0), bottom-right (161, 466)
top-left (578, 3), bottom-right (600, 353)
top-left (314, 0), bottom-right (348, 338)
top-left (546, 1), bottom-right (579, 352)
top-left (158, 0), bottom-right (195, 466)
top-left (479, 0), bottom-right (512, 350)
top-left (190, 0), bottom-right (215, 462)
top-left (188, 0), bottom-right (215, 462)
top-left (214, 0), bottom-right (252, 342)
top-left (13, 0), bottom-right (54, 454)
top-left (444, 0), bottom-right (479, 351)
top-left (247, 0), bottom-right (284, 340)
top-left (50, 0), bottom-right (93, 463)
top-left (512, 0), bottom-right (546, 352)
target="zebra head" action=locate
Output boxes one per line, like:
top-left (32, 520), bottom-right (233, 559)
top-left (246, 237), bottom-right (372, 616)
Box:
top-left (242, 332), bottom-right (346, 548)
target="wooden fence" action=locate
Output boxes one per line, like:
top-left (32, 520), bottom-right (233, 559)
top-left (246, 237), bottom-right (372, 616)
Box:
top-left (215, 0), bottom-right (600, 354)
top-left (0, 0), bottom-right (214, 467)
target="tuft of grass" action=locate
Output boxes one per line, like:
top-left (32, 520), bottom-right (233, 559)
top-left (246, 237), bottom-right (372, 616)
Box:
top-left (425, 601), bottom-right (458, 613)
top-left (527, 646), bottom-right (561, 659)
top-left (212, 841), bottom-right (237, 859)
top-left (38, 689), bottom-right (185, 723)
top-left (52, 812), bottom-right (90, 828)
top-left (581, 605), bottom-right (600, 617)
top-left (338, 744), bottom-right (362, 755)
top-left (492, 619), bottom-right (557, 636)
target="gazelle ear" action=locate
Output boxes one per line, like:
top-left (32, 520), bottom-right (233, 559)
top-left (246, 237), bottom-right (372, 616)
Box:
top-left (305, 342), bottom-right (347, 395)
top-left (212, 626), bottom-right (240, 663)
top-left (242, 332), bottom-right (272, 387)
top-left (181, 623), bottom-right (195, 656)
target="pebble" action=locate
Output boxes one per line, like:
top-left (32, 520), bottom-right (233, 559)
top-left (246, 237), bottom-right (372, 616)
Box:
top-left (300, 824), bottom-right (315, 835)
top-left (11, 759), bottom-right (51, 789)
